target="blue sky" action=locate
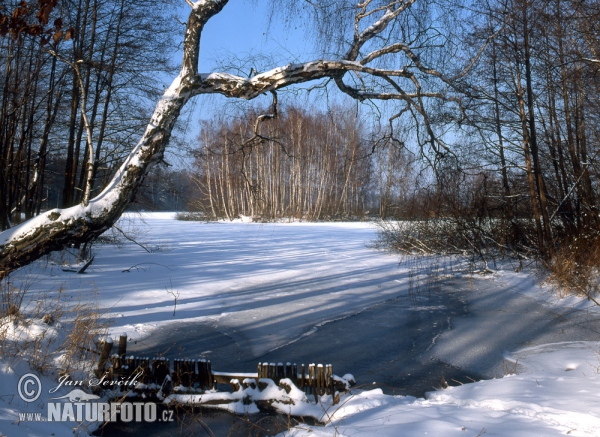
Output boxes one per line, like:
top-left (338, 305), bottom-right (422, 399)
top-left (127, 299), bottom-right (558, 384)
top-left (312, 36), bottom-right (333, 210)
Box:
top-left (190, 1), bottom-right (312, 73)
top-left (165, 0), bottom-right (383, 165)
top-left (167, 1), bottom-right (359, 149)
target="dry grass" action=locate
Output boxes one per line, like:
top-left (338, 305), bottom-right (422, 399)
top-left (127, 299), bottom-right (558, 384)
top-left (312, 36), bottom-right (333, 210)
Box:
top-left (502, 358), bottom-right (519, 376)
top-left (59, 298), bottom-right (110, 376)
top-left (378, 218), bottom-right (600, 304)
top-left (0, 289), bottom-right (62, 372)
top-left (547, 231), bottom-right (600, 305)
top-left (0, 277), bottom-right (110, 377)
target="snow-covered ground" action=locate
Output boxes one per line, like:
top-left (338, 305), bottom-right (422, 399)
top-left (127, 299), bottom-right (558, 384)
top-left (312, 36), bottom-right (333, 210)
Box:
top-left (286, 342), bottom-right (600, 437)
top-left (1, 212), bottom-right (600, 436)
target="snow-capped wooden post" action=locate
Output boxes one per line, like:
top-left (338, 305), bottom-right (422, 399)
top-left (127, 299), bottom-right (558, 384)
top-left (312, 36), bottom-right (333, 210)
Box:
top-left (317, 364), bottom-right (325, 395)
top-left (197, 359), bottom-right (212, 390)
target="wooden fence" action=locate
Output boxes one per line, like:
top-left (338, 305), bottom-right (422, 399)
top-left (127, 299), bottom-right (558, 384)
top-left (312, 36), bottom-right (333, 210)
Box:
top-left (96, 335), bottom-right (352, 402)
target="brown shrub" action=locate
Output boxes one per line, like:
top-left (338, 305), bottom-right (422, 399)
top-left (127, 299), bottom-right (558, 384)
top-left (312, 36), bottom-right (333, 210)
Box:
top-left (548, 230), bottom-right (600, 304)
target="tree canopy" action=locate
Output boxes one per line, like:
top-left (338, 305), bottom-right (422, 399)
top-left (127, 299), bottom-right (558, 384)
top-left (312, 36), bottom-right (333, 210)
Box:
top-left (0, 0), bottom-right (461, 279)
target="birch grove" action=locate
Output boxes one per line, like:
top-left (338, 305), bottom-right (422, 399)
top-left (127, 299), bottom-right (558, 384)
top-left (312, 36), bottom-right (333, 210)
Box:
top-left (191, 106), bottom-right (373, 221)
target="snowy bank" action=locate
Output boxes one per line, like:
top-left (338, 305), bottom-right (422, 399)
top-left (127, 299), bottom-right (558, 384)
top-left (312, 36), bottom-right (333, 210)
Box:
top-left (283, 342), bottom-right (600, 436)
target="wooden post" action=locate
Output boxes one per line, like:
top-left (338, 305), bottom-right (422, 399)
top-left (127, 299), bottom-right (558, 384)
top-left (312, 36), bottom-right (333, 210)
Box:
top-left (141, 357), bottom-right (150, 384)
top-left (197, 360), bottom-right (205, 389)
top-left (125, 356), bottom-right (135, 379)
top-left (111, 355), bottom-right (120, 376)
top-left (156, 358), bottom-right (170, 389)
top-left (300, 364), bottom-right (305, 389)
top-left (317, 364), bottom-right (325, 396)
top-left (181, 359), bottom-right (190, 387)
top-left (201, 359), bottom-right (206, 389)
top-left (96, 337), bottom-right (113, 378)
top-left (191, 359), bottom-right (198, 388)
top-left (207, 360), bottom-right (214, 390)
top-left (308, 364), bottom-right (315, 398)
top-left (183, 359), bottom-right (190, 388)
top-left (292, 363), bottom-right (298, 384)
top-left (325, 364), bottom-right (333, 394)
top-left (118, 334), bottom-right (127, 358)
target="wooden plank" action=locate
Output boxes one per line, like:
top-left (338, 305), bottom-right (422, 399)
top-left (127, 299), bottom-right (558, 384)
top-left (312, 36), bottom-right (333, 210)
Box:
top-left (317, 364), bottom-right (324, 395)
top-left (118, 334), bottom-right (127, 358)
top-left (292, 363), bottom-right (298, 384)
top-left (325, 364), bottom-right (333, 394)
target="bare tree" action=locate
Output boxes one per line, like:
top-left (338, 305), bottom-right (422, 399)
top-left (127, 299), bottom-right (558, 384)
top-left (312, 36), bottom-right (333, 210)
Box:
top-left (0, 0), bottom-right (460, 279)
top-left (1, 0), bottom-right (177, 227)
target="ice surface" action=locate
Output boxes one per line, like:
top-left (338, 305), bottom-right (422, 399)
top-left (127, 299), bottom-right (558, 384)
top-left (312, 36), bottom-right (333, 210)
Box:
top-left (2, 213), bottom-right (600, 436)
top-left (10, 213), bottom-right (410, 358)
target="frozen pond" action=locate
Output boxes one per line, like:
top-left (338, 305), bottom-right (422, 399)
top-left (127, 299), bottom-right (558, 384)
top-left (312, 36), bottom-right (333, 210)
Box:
top-left (124, 277), bottom-right (480, 398)
top-left (98, 267), bottom-right (600, 436)
top-left (13, 213), bottom-right (600, 436)
top-left (98, 276), bottom-right (483, 437)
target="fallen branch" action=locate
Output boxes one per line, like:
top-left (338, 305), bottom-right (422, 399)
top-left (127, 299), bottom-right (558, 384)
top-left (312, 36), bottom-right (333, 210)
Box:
top-left (121, 262), bottom-right (174, 273)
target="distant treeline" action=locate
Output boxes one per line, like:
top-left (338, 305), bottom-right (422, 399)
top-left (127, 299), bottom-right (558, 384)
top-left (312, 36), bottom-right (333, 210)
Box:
top-left (138, 103), bottom-right (539, 224)
top-left (135, 105), bottom-right (414, 220)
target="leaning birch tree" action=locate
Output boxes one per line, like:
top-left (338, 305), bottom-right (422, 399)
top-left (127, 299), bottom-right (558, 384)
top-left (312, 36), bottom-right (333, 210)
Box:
top-left (0, 0), bottom-right (461, 279)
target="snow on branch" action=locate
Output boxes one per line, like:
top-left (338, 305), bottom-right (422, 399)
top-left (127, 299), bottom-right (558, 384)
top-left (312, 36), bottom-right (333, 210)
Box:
top-left (347, 0), bottom-right (416, 61)
top-left (192, 59), bottom-right (418, 99)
